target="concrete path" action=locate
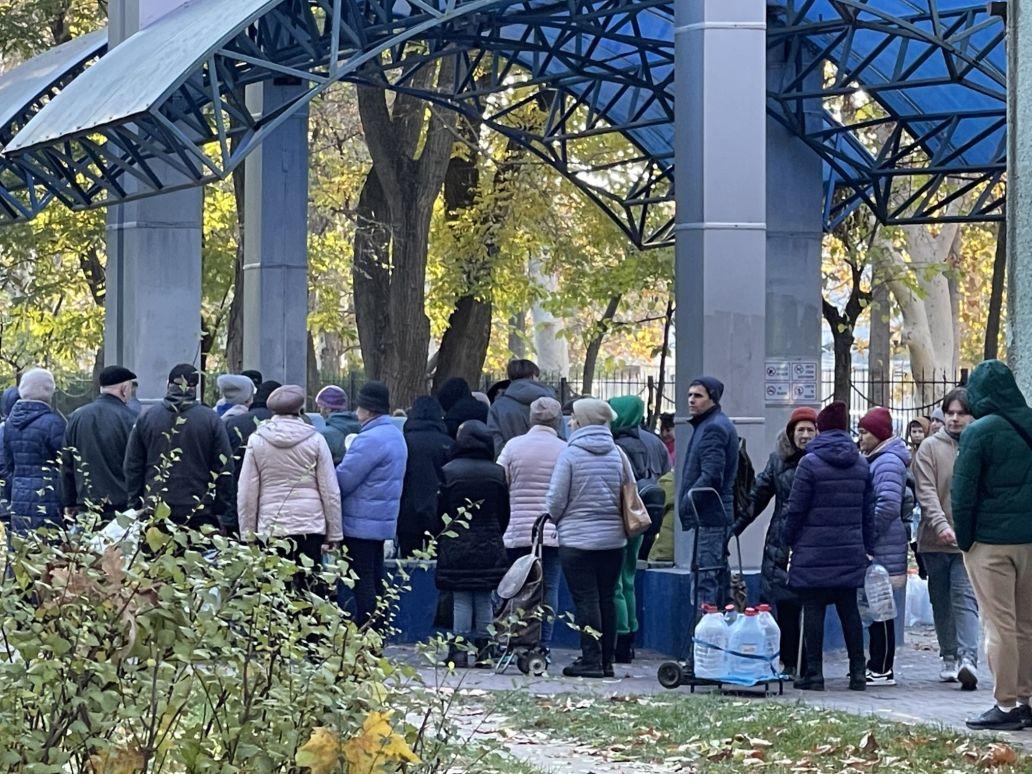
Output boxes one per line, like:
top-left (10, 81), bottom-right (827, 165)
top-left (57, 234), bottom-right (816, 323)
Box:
top-left (393, 626), bottom-right (1032, 750)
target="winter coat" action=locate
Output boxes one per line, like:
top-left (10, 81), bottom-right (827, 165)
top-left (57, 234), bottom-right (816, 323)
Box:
top-left (226, 406), bottom-right (274, 466)
top-left (237, 416), bottom-right (342, 541)
top-left (1, 400), bottom-right (66, 532)
top-left (614, 426), bottom-right (671, 484)
top-left (336, 414), bottom-right (408, 541)
top-left (221, 404), bottom-right (248, 423)
top-left (0, 386), bottom-right (19, 504)
top-left (487, 379), bottom-right (563, 456)
top-left (953, 359), bottom-right (1032, 550)
top-left (866, 437), bottom-right (912, 577)
top-left (61, 394), bottom-right (137, 511)
top-left (397, 418), bottom-right (454, 541)
top-left (678, 405), bottom-right (739, 529)
top-left (497, 425), bottom-right (566, 548)
top-left (546, 424), bottom-right (626, 551)
top-left (123, 390), bottom-right (235, 529)
top-left (734, 432), bottom-right (802, 604)
top-left (444, 398), bottom-right (487, 440)
top-left (435, 443), bottom-right (510, 591)
top-left (913, 428), bottom-right (961, 554)
top-left (320, 411), bottom-right (362, 466)
top-left (783, 430), bottom-right (875, 590)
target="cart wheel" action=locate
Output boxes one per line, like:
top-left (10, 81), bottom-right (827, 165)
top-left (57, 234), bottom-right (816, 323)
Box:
top-left (526, 653), bottom-right (548, 676)
top-left (657, 661), bottom-right (684, 689)
top-left (517, 653), bottom-right (531, 675)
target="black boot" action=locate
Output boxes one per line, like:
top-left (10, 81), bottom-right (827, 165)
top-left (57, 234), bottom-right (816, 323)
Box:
top-left (848, 658), bottom-right (867, 692)
top-left (795, 651), bottom-right (825, 691)
top-left (443, 643), bottom-right (468, 669)
top-left (614, 633), bottom-right (634, 664)
top-left (473, 638), bottom-right (495, 669)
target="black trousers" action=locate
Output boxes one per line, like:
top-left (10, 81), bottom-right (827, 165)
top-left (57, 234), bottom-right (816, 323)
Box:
top-left (343, 537), bottom-right (385, 628)
top-left (396, 532), bottom-right (427, 559)
top-left (279, 533), bottom-right (327, 600)
top-left (775, 599), bottom-right (804, 673)
top-left (867, 618), bottom-right (896, 674)
top-left (559, 546), bottom-right (623, 667)
top-left (799, 587), bottom-right (865, 679)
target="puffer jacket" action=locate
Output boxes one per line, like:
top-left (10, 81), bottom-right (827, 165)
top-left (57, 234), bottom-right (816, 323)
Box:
top-left (2, 400), bottom-right (67, 533)
top-left (320, 410), bottom-right (362, 466)
top-left (783, 430), bottom-right (875, 590)
top-left (497, 425), bottom-right (566, 548)
top-left (733, 432), bottom-right (802, 603)
top-left (866, 436), bottom-right (912, 576)
top-left (487, 378), bottom-right (564, 455)
top-left (546, 424), bottom-right (626, 551)
top-left (237, 416), bottom-right (342, 541)
top-left (953, 359), bottom-right (1032, 550)
top-left (678, 405), bottom-right (739, 529)
top-left (336, 414), bottom-right (408, 541)
top-left (435, 429), bottom-right (510, 591)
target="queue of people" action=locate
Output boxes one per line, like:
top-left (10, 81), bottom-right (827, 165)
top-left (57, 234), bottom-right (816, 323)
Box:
top-left (3, 356), bottom-right (1032, 729)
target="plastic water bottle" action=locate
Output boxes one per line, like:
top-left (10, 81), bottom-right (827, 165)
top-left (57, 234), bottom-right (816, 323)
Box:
top-left (693, 605), bottom-right (729, 680)
top-left (723, 603), bottom-right (739, 627)
top-left (864, 563), bottom-right (897, 623)
top-left (756, 604), bottom-right (780, 672)
top-left (726, 608), bottom-right (767, 684)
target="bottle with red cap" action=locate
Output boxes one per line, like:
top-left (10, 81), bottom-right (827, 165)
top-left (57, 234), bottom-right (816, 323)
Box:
top-left (693, 604), bottom-right (729, 680)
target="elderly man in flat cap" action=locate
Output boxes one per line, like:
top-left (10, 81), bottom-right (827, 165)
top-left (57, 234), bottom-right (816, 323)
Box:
top-left (61, 365), bottom-right (140, 519)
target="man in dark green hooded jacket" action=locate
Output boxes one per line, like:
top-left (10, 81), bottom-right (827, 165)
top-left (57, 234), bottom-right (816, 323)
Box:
top-left (952, 360), bottom-right (1032, 731)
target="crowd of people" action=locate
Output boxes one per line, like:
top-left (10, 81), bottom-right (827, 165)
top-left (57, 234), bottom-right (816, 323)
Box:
top-left (2, 356), bottom-right (1031, 730)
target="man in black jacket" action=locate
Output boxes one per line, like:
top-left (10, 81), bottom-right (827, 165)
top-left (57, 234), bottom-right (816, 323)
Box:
top-left (61, 365), bottom-right (139, 518)
top-left (123, 364), bottom-right (235, 532)
top-left (226, 379), bottom-right (281, 478)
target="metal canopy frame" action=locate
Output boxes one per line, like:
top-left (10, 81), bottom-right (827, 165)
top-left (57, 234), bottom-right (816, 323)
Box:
top-left (0, 0), bottom-right (1007, 243)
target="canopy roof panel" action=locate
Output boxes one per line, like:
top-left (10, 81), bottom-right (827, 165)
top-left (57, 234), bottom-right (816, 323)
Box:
top-left (0, 0), bottom-right (1006, 242)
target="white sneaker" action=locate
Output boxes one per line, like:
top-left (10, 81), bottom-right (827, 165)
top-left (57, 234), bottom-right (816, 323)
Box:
top-left (866, 669), bottom-right (896, 687)
top-left (940, 658), bottom-right (959, 683)
top-left (958, 659), bottom-right (979, 691)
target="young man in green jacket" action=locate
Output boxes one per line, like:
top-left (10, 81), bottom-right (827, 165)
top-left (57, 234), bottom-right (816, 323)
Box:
top-left (952, 360), bottom-right (1032, 731)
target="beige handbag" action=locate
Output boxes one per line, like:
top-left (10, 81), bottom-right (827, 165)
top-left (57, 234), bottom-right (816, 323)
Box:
top-left (616, 447), bottom-right (652, 538)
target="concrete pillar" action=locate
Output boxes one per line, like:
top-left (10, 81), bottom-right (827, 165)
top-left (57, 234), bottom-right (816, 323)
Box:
top-left (1008, 1), bottom-right (1032, 395)
top-left (242, 80), bottom-right (310, 388)
top-left (673, 0), bottom-right (767, 568)
top-left (105, 0), bottom-right (201, 402)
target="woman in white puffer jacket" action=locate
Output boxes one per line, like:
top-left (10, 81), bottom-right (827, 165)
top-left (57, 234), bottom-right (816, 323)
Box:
top-left (497, 396), bottom-right (567, 648)
top-left (237, 384), bottom-right (342, 595)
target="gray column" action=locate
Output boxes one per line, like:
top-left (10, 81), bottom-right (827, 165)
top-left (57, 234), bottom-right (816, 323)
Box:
top-left (105, 0), bottom-right (201, 402)
top-left (1009, 1), bottom-right (1032, 395)
top-left (242, 80), bottom-right (310, 388)
top-left (673, 0), bottom-right (767, 567)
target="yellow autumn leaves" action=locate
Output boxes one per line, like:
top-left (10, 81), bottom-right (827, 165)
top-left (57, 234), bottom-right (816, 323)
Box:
top-left (296, 713), bottom-right (420, 774)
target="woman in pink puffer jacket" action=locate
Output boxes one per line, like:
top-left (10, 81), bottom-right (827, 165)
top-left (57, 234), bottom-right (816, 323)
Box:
top-left (237, 385), bottom-right (342, 595)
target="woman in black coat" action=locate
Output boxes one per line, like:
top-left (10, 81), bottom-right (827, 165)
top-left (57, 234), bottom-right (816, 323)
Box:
top-left (435, 420), bottom-right (510, 666)
top-left (733, 406), bottom-right (817, 677)
top-left (397, 396), bottom-right (454, 557)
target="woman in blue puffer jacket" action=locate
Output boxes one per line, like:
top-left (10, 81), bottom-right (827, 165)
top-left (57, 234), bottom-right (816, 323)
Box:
top-left (857, 407), bottom-right (912, 687)
top-left (1, 369), bottom-right (66, 535)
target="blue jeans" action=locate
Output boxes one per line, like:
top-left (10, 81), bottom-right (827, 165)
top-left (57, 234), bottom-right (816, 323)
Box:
top-left (507, 546), bottom-right (561, 646)
top-left (453, 590), bottom-right (494, 639)
top-left (694, 526), bottom-right (730, 616)
top-left (923, 551), bottom-right (980, 664)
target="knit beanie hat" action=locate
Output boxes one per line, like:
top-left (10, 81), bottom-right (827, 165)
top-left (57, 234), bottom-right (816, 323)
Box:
top-left (786, 406), bottom-right (818, 436)
top-left (529, 396), bottom-right (562, 426)
top-left (930, 407), bottom-right (946, 424)
top-left (241, 370), bottom-right (263, 390)
top-left (267, 384), bottom-right (306, 415)
top-left (608, 395), bottom-right (645, 433)
top-left (816, 401), bottom-right (849, 432)
top-left (572, 397), bottom-right (617, 427)
top-left (168, 363), bottom-right (200, 389)
top-left (18, 367), bottom-right (56, 403)
top-left (859, 407), bottom-right (893, 442)
top-left (315, 385), bottom-right (349, 411)
top-left (357, 380), bottom-right (390, 415)
top-left (689, 375), bottom-right (725, 404)
top-left (254, 380), bottom-right (282, 407)
top-left (217, 374), bottom-right (255, 406)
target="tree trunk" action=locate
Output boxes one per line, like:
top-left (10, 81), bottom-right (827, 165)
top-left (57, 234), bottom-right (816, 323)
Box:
top-left (868, 279), bottom-right (891, 406)
top-left (581, 295), bottom-right (621, 396)
top-left (986, 223), bottom-right (1007, 361)
top-left (352, 170), bottom-right (391, 380)
top-left (649, 296), bottom-right (674, 428)
top-left (225, 102), bottom-right (248, 372)
top-left (434, 295), bottom-right (495, 389)
top-left (832, 325), bottom-right (854, 404)
top-left (509, 313), bottom-right (526, 359)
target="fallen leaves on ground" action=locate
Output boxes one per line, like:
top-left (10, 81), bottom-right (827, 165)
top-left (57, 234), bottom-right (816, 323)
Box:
top-left (296, 714), bottom-right (420, 774)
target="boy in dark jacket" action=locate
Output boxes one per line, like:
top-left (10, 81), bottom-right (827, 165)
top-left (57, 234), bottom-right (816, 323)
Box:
top-left (783, 401), bottom-right (875, 692)
top-left (435, 420), bottom-right (510, 666)
top-left (953, 360), bottom-right (1032, 731)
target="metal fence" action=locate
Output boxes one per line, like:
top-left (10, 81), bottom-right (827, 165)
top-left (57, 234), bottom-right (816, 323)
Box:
top-left (822, 368), bottom-right (966, 430)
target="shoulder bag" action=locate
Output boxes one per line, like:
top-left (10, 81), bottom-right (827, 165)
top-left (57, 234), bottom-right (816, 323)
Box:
top-left (616, 447), bottom-right (652, 538)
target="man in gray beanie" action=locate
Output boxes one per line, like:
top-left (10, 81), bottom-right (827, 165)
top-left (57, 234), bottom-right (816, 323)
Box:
top-left (679, 374), bottom-right (739, 637)
top-left (2, 368), bottom-right (66, 533)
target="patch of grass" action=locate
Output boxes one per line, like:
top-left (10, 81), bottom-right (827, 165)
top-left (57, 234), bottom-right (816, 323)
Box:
top-left (487, 691), bottom-right (1029, 772)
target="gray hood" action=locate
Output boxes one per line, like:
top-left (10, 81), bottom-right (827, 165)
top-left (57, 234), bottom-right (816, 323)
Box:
top-left (568, 424), bottom-right (616, 455)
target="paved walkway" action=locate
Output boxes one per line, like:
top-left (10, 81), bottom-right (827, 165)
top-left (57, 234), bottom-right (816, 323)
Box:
top-left (394, 626), bottom-right (1032, 749)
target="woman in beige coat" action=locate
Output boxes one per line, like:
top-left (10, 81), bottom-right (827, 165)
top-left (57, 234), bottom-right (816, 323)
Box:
top-left (237, 385), bottom-right (342, 595)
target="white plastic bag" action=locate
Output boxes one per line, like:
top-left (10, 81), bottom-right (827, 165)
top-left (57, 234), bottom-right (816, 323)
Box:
top-left (905, 573), bottom-right (934, 627)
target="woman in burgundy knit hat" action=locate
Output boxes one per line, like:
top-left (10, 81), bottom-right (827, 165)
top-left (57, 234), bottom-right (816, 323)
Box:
top-left (734, 405), bottom-right (818, 677)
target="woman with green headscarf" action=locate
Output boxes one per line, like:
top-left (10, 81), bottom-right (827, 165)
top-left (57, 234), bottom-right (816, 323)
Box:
top-left (608, 395), bottom-right (671, 663)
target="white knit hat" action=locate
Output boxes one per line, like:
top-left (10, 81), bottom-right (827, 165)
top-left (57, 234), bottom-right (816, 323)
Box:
top-left (18, 367), bottom-right (56, 403)
top-left (572, 397), bottom-right (616, 427)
